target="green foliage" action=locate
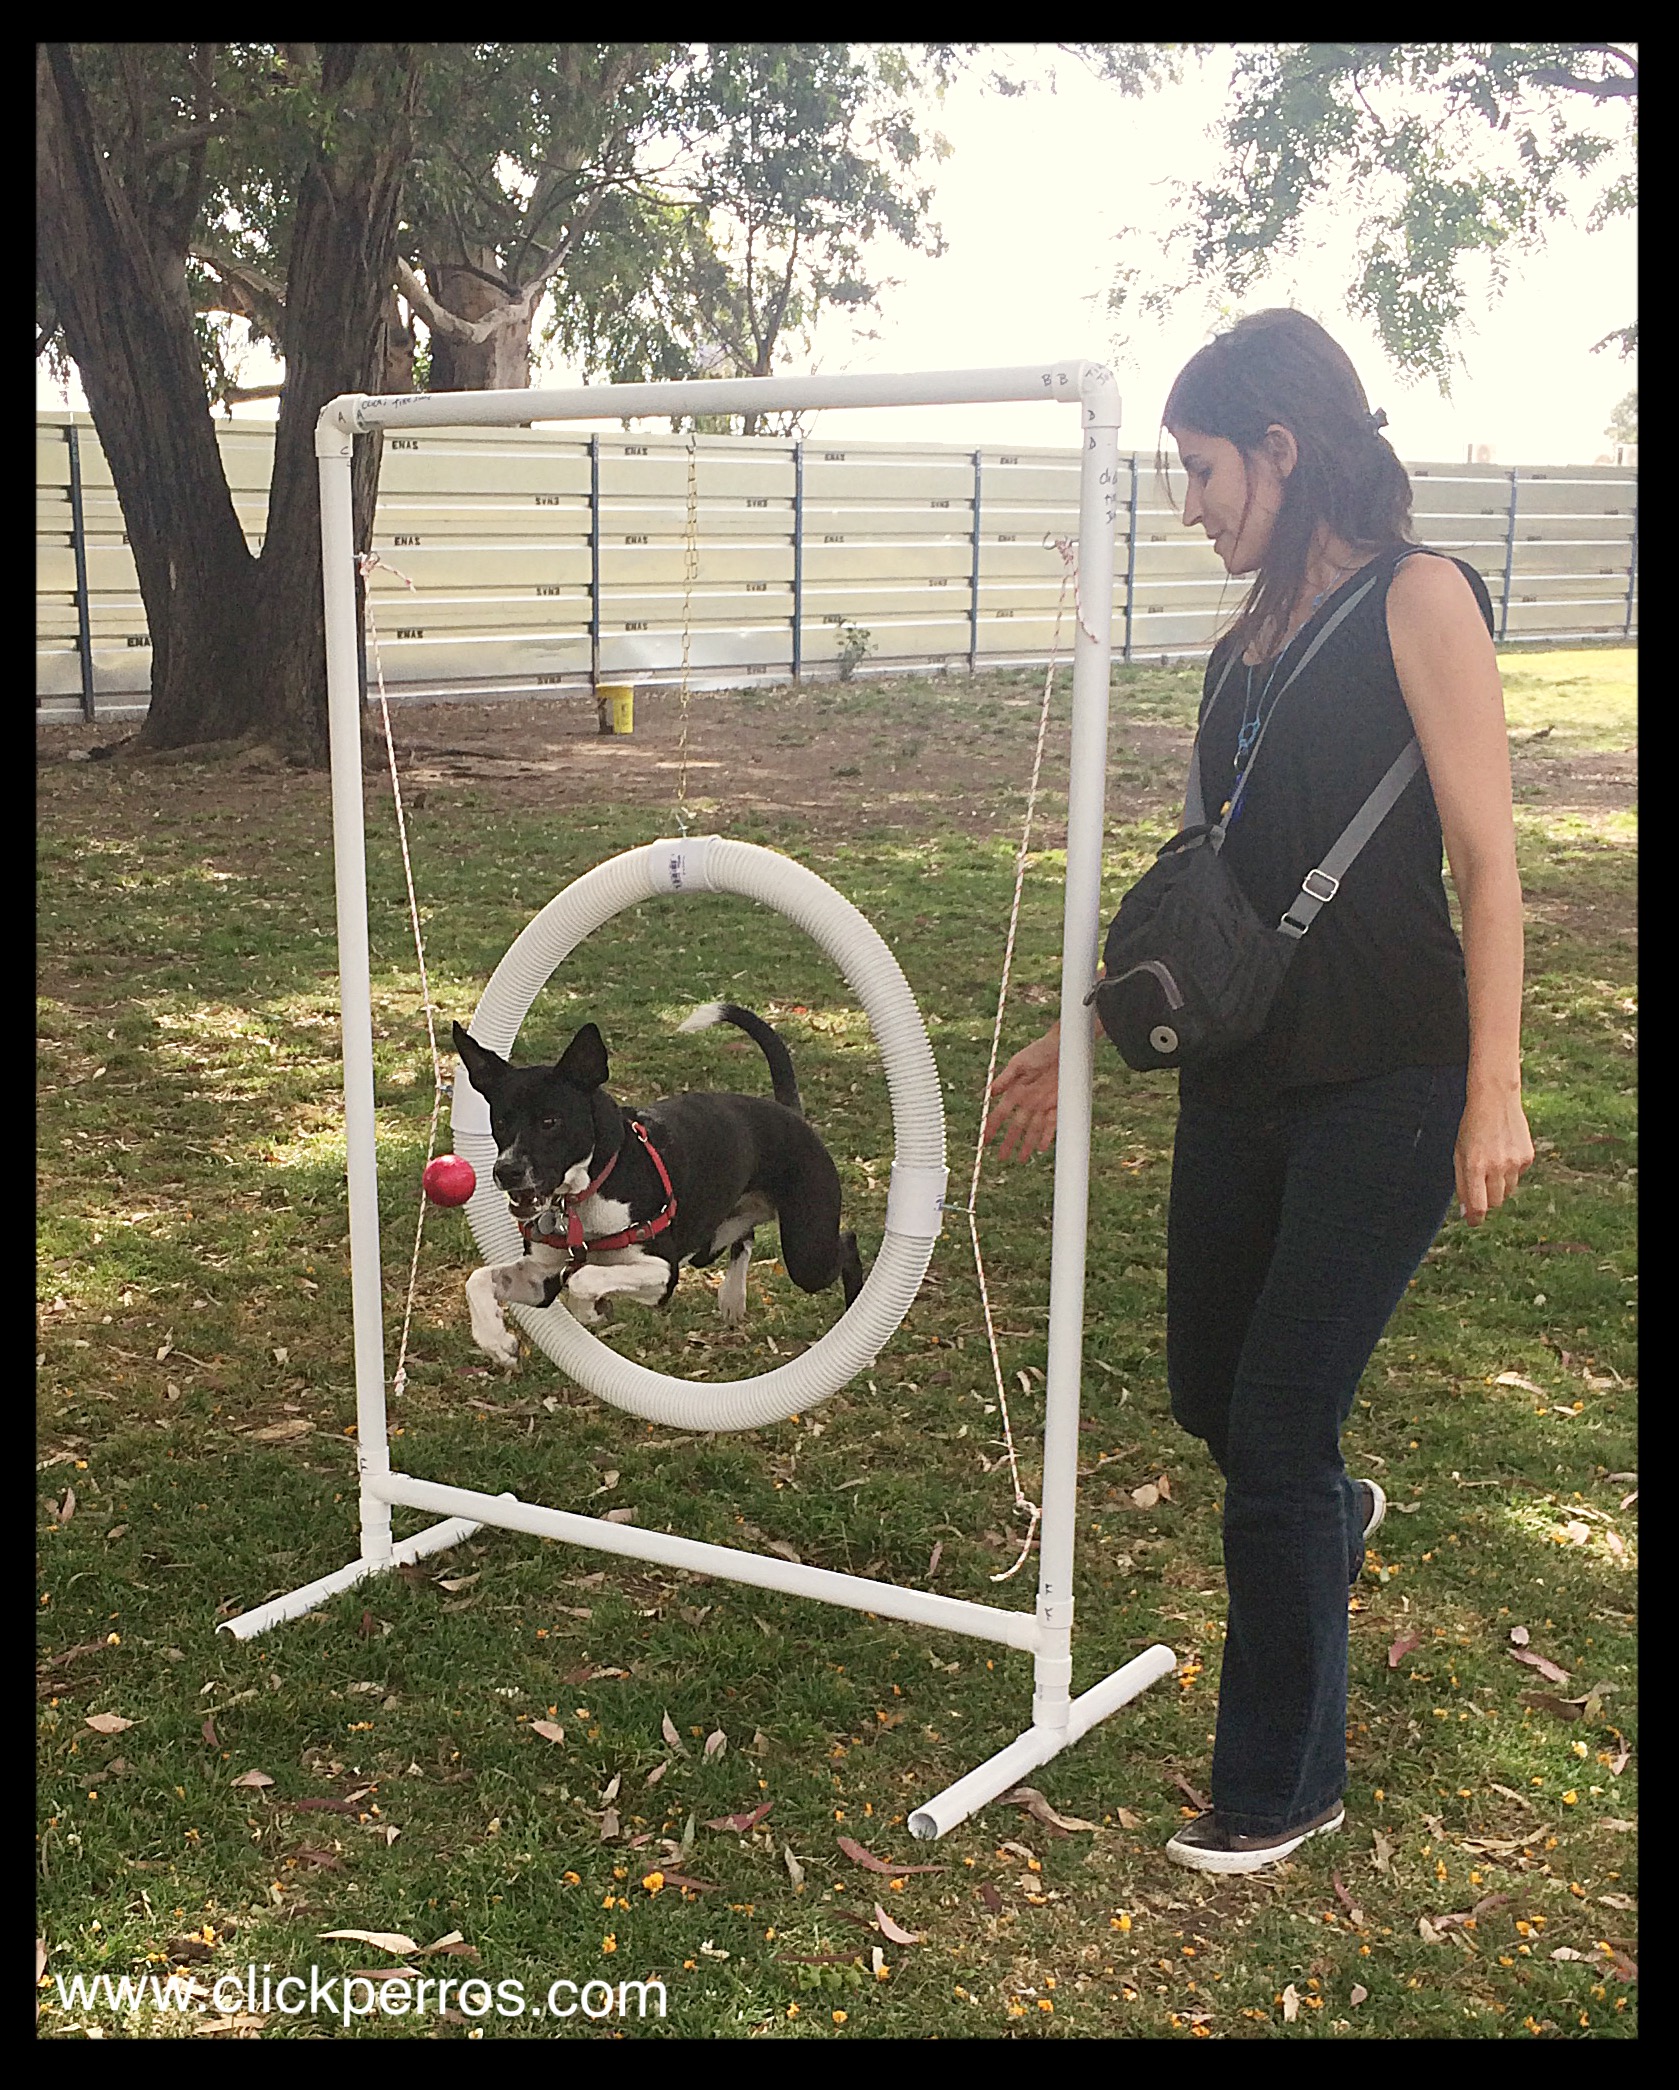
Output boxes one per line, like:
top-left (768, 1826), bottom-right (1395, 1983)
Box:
top-left (1105, 43), bottom-right (1637, 386)
top-left (835, 620), bottom-right (874, 682)
top-left (1604, 391), bottom-right (1636, 445)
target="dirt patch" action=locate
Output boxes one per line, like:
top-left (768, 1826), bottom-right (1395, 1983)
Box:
top-left (37, 674), bottom-right (1635, 840)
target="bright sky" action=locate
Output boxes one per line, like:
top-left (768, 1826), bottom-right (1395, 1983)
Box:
top-left (39, 47), bottom-right (1636, 466)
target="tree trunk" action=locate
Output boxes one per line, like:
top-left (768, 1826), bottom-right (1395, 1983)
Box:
top-left (423, 244), bottom-right (535, 391)
top-left (247, 48), bottom-right (419, 762)
top-left (37, 44), bottom-right (420, 764)
top-left (38, 46), bottom-right (262, 746)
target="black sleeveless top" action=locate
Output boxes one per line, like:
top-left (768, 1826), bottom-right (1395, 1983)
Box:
top-left (1176, 543), bottom-right (1492, 1105)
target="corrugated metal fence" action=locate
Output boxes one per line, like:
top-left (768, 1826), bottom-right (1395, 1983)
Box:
top-left (36, 410), bottom-right (1638, 720)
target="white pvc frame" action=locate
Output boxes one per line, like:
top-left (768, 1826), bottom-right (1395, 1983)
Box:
top-left (221, 363), bottom-right (1176, 1842)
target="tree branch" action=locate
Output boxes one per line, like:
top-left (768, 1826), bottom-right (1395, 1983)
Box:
top-left (396, 254), bottom-right (514, 345)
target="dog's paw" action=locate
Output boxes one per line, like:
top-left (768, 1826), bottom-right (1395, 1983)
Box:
top-left (717, 1290), bottom-right (747, 1329)
top-left (482, 1320), bottom-right (521, 1370)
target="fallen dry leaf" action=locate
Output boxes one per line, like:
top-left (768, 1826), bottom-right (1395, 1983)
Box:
top-left (1417, 1916), bottom-right (1446, 1945)
top-left (873, 1903), bottom-right (921, 1946)
top-left (784, 1845), bottom-right (805, 1889)
top-left (84, 1712), bottom-right (133, 1735)
top-left (1169, 1773), bottom-right (1209, 1812)
top-left (645, 1761), bottom-right (669, 1788)
top-left (657, 1872), bottom-right (717, 1893)
top-left (1509, 1647), bottom-right (1571, 1686)
top-left (766, 1539), bottom-right (802, 1562)
top-left (1130, 1483), bottom-right (1160, 1510)
top-left (703, 1729), bottom-right (727, 1759)
top-left (1281, 1983), bottom-right (1301, 2021)
top-left (1388, 1632), bottom-right (1422, 1668)
top-left (599, 1809), bottom-right (620, 1841)
top-left (1509, 1625), bottom-right (1530, 1647)
top-left (601, 1506), bottom-right (637, 1525)
top-left (705, 1802), bottom-right (773, 1834)
top-left (978, 1883), bottom-right (1003, 1913)
top-left (250, 1418), bottom-right (313, 1443)
top-left (1371, 1828), bottom-right (1393, 1873)
top-left (319, 1930), bottom-right (420, 1955)
top-left (1606, 1948), bottom-right (1637, 1983)
top-left (529, 1721), bottom-right (565, 1746)
top-left (1349, 1983), bottom-right (1368, 2007)
top-left (1495, 1372), bottom-right (1546, 1396)
top-left (1331, 1873), bottom-right (1366, 1928)
top-left (661, 1712), bottom-right (689, 1756)
top-left (1003, 1786), bottom-right (1100, 1833)
top-left (837, 1835), bottom-right (945, 1877)
top-left (231, 1769), bottom-right (274, 1790)
top-left (201, 1717), bottom-right (220, 1748)
top-left (1550, 1946), bottom-right (1589, 1962)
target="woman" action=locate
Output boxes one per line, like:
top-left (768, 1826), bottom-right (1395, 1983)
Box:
top-left (986, 309), bottom-right (1534, 1874)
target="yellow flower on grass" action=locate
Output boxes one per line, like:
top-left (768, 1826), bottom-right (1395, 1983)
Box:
top-left (832, 2009), bottom-right (848, 2025)
top-left (642, 1871), bottom-right (665, 1893)
top-left (602, 1934), bottom-right (617, 1954)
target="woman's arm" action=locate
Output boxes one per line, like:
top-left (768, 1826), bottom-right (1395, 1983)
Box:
top-left (1387, 554), bottom-right (1535, 1225)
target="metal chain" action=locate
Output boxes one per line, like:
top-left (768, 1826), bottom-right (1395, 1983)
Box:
top-left (676, 428), bottom-right (700, 834)
top-left (356, 549), bottom-right (446, 1402)
top-left (967, 535), bottom-right (1077, 1580)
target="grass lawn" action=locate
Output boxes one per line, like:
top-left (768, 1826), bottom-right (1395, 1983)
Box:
top-left (37, 649), bottom-right (1635, 2039)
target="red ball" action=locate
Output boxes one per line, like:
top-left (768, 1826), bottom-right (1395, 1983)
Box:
top-left (423, 1154), bottom-right (477, 1207)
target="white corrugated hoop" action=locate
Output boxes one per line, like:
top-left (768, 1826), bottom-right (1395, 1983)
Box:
top-left (449, 837), bottom-right (948, 1431)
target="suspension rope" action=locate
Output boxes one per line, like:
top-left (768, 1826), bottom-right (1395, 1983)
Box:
top-left (966, 533), bottom-right (1078, 1580)
top-left (355, 550), bottom-right (447, 1401)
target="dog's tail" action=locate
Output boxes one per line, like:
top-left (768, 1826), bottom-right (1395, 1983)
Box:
top-left (678, 1001), bottom-right (804, 1116)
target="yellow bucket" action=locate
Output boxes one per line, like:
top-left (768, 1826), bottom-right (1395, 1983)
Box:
top-left (596, 684), bottom-right (634, 735)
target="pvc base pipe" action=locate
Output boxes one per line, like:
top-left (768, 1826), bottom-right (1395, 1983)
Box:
top-left (906, 1642), bottom-right (1178, 1840)
top-left (216, 1508), bottom-right (501, 1641)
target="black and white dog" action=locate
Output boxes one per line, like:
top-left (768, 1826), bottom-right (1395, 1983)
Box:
top-left (452, 1004), bottom-right (864, 1369)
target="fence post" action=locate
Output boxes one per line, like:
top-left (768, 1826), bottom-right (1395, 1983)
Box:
top-left (1498, 468), bottom-right (1519, 642)
top-left (1623, 490), bottom-right (1638, 639)
top-left (589, 433), bottom-right (602, 689)
top-left (66, 419), bottom-right (96, 722)
top-left (969, 449), bottom-right (983, 674)
top-left (1122, 453), bottom-right (1139, 664)
top-left (792, 438), bottom-right (805, 683)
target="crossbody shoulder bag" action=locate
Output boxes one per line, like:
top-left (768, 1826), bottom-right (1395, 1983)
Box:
top-left (1093, 566), bottom-right (1423, 1072)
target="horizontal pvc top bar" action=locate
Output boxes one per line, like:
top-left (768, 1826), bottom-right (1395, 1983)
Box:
top-left (332, 362), bottom-right (1107, 436)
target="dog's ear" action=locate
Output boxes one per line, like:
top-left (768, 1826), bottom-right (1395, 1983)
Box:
top-left (556, 1022), bottom-right (609, 1092)
top-left (452, 1021), bottom-right (507, 1094)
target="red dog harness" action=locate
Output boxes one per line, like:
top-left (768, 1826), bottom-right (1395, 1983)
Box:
top-left (518, 1119), bottom-right (678, 1272)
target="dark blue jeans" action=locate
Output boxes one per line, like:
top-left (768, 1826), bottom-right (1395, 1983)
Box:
top-left (1165, 1063), bottom-right (1465, 1835)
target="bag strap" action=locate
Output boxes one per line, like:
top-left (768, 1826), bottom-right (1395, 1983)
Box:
top-left (1183, 564), bottom-right (1385, 831)
top-left (1213, 564), bottom-right (1385, 840)
top-left (1277, 737), bottom-right (1422, 939)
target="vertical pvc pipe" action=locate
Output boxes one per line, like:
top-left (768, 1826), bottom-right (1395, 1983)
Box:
top-left (1499, 469), bottom-right (1519, 642)
top-left (316, 406), bottom-right (393, 1567)
top-left (67, 420), bottom-right (96, 722)
top-left (970, 449), bottom-right (983, 673)
top-left (792, 438), bottom-right (805, 682)
top-left (589, 433), bottom-right (602, 690)
top-left (1033, 367), bottom-right (1121, 1732)
top-left (1122, 454), bottom-right (1139, 665)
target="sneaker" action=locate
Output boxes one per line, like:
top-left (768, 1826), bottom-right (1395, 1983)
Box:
top-left (1350, 1477), bottom-right (1386, 1586)
top-left (1165, 1799), bottom-right (1345, 1875)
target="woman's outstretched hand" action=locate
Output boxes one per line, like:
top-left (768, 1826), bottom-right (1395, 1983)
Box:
top-left (984, 1022), bottom-right (1061, 1164)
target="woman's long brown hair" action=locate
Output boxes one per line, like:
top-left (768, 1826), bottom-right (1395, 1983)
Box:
top-left (1162, 309), bottom-right (1414, 662)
